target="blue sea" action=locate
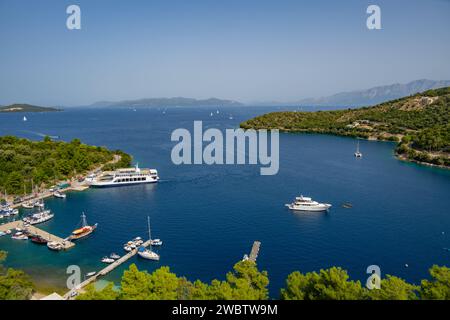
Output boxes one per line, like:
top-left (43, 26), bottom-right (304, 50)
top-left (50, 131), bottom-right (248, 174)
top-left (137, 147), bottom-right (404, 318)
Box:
top-left (0, 106), bottom-right (449, 296)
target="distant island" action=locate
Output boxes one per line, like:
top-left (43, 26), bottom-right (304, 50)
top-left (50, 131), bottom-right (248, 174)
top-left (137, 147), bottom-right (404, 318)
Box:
top-left (241, 87), bottom-right (450, 168)
top-left (87, 97), bottom-right (243, 108)
top-left (0, 104), bottom-right (60, 113)
top-left (257, 79), bottom-right (450, 107)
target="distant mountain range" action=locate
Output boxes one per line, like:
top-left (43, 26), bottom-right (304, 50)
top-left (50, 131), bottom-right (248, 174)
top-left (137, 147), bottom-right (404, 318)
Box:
top-left (295, 79), bottom-right (450, 107)
top-left (87, 97), bottom-right (243, 108)
top-left (0, 104), bottom-right (60, 113)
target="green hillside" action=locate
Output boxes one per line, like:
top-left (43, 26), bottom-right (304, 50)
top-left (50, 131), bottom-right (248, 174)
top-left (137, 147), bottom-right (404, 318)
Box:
top-left (241, 87), bottom-right (450, 167)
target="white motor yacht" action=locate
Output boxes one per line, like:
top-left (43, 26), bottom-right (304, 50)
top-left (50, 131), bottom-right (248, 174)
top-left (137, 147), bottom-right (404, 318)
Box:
top-left (286, 195), bottom-right (332, 212)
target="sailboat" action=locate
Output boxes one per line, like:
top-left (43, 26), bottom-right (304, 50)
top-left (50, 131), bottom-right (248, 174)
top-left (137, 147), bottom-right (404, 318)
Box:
top-left (354, 141), bottom-right (363, 158)
top-left (69, 212), bottom-right (98, 240)
top-left (23, 116), bottom-right (27, 122)
top-left (137, 216), bottom-right (160, 261)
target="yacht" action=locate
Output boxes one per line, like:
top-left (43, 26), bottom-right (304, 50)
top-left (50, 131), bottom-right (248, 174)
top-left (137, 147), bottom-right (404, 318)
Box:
top-left (30, 235), bottom-right (48, 245)
top-left (285, 195), bottom-right (332, 212)
top-left (22, 202), bottom-right (34, 209)
top-left (69, 212), bottom-right (97, 240)
top-left (150, 239), bottom-right (163, 246)
top-left (137, 217), bottom-right (160, 261)
top-left (101, 256), bottom-right (115, 264)
top-left (34, 200), bottom-right (45, 208)
top-left (23, 209), bottom-right (54, 225)
top-left (354, 141), bottom-right (363, 158)
top-left (47, 241), bottom-right (63, 251)
top-left (53, 191), bottom-right (66, 199)
top-left (12, 232), bottom-right (28, 240)
top-left (87, 164), bottom-right (159, 188)
top-left (110, 253), bottom-right (121, 260)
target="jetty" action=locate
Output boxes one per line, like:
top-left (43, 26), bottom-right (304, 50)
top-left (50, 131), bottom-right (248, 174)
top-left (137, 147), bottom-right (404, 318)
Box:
top-left (249, 241), bottom-right (261, 262)
top-left (0, 221), bottom-right (74, 250)
top-left (63, 239), bottom-right (152, 300)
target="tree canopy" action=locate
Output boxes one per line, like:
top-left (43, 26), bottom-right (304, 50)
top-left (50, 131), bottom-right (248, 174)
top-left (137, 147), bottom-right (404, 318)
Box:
top-left (0, 136), bottom-right (131, 195)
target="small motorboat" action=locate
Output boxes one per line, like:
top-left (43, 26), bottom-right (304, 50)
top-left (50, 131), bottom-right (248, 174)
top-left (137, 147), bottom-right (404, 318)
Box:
top-left (34, 200), bottom-right (45, 208)
top-left (123, 246), bottom-right (133, 252)
top-left (86, 272), bottom-right (96, 278)
top-left (47, 241), bottom-right (63, 251)
top-left (30, 235), bottom-right (48, 244)
top-left (110, 253), bottom-right (121, 260)
top-left (150, 239), bottom-right (163, 246)
top-left (12, 232), bottom-right (28, 240)
top-left (0, 231), bottom-right (6, 237)
top-left (22, 202), bottom-right (34, 209)
top-left (101, 257), bottom-right (115, 264)
top-left (53, 191), bottom-right (66, 199)
top-left (342, 203), bottom-right (353, 209)
top-left (5, 229), bottom-right (11, 235)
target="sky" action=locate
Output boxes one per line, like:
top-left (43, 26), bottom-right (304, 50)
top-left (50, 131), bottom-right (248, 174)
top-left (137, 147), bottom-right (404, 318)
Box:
top-left (0, 0), bottom-right (449, 106)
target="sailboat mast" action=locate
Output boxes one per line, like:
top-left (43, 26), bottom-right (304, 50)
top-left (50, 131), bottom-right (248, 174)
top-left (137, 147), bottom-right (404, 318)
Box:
top-left (81, 212), bottom-right (87, 227)
top-left (147, 216), bottom-right (152, 241)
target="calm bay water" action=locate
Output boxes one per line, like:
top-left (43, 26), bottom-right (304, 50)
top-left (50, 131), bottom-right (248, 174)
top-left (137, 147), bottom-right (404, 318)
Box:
top-left (1, 106), bottom-right (449, 295)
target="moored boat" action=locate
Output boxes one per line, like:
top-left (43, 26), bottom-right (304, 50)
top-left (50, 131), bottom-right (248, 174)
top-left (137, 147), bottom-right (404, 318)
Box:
top-left (23, 209), bottom-right (54, 225)
top-left (69, 212), bottom-right (97, 240)
top-left (12, 232), bottom-right (28, 240)
top-left (101, 256), bottom-right (115, 264)
top-left (22, 202), bottom-right (34, 209)
top-left (150, 239), bottom-right (163, 246)
top-left (30, 235), bottom-right (48, 244)
top-left (47, 241), bottom-right (63, 251)
top-left (110, 253), bottom-right (121, 260)
top-left (87, 164), bottom-right (159, 188)
top-left (53, 191), bottom-right (66, 199)
top-left (137, 216), bottom-right (160, 261)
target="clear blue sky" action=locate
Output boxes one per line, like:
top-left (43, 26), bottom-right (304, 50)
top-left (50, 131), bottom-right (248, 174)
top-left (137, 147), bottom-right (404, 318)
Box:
top-left (0, 0), bottom-right (449, 106)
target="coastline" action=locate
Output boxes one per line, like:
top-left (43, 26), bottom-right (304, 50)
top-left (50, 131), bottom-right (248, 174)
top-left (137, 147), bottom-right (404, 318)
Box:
top-left (239, 125), bottom-right (450, 170)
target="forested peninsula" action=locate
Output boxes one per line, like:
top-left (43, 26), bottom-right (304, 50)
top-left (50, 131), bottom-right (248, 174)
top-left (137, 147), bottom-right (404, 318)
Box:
top-left (241, 87), bottom-right (450, 168)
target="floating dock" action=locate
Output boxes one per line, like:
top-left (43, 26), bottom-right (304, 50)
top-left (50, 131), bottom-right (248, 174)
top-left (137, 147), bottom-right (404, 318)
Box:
top-left (0, 221), bottom-right (74, 250)
top-left (63, 239), bottom-right (152, 300)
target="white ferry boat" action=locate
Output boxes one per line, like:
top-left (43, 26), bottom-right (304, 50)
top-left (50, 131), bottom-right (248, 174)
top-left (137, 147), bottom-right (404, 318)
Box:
top-left (88, 164), bottom-right (159, 188)
top-left (285, 195), bottom-right (332, 212)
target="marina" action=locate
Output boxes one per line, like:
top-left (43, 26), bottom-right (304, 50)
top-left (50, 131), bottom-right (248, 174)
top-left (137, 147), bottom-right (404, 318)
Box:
top-left (64, 239), bottom-right (153, 300)
top-left (1, 107), bottom-right (449, 294)
top-left (0, 221), bottom-right (74, 250)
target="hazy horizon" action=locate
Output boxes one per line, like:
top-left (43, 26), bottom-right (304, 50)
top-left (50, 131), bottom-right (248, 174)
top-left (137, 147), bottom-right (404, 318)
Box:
top-left (1, 0), bottom-right (450, 106)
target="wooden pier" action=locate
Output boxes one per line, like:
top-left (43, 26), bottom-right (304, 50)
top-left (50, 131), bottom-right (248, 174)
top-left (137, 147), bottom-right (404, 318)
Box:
top-left (0, 221), bottom-right (74, 250)
top-left (248, 241), bottom-right (261, 262)
top-left (64, 239), bottom-right (152, 300)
